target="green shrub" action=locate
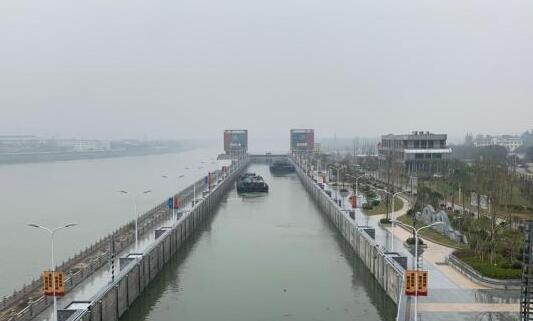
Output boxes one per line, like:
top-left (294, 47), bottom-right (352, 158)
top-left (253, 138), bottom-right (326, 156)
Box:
top-left (371, 200), bottom-right (380, 206)
top-left (406, 237), bottom-right (424, 245)
top-left (366, 191), bottom-right (377, 199)
top-left (459, 256), bottom-right (522, 279)
top-left (362, 203), bottom-right (373, 210)
top-left (380, 218), bottom-right (391, 224)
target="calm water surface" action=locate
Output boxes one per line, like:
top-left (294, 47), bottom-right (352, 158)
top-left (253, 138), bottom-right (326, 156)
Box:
top-left (0, 148), bottom-right (222, 297)
top-left (121, 164), bottom-right (396, 321)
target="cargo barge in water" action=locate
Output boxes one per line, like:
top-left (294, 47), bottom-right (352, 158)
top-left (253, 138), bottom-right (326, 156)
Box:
top-left (237, 173), bottom-right (269, 193)
top-left (269, 159), bottom-right (295, 175)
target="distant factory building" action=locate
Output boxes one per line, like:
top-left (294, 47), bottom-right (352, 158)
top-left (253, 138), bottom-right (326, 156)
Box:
top-left (290, 129), bottom-right (314, 153)
top-left (378, 131), bottom-right (451, 175)
top-left (223, 129), bottom-right (248, 154)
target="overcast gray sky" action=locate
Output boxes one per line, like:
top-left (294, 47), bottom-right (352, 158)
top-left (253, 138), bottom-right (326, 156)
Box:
top-left (1, 0), bottom-right (532, 140)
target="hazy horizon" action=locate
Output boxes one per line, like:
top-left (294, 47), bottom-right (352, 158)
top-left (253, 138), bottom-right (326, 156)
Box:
top-left (1, 0), bottom-right (532, 140)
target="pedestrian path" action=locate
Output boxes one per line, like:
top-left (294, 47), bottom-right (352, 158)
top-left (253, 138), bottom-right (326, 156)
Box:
top-left (365, 204), bottom-right (519, 320)
top-left (329, 184), bottom-right (520, 321)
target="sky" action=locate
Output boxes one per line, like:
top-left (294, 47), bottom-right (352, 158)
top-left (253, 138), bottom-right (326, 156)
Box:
top-left (1, 0), bottom-right (532, 141)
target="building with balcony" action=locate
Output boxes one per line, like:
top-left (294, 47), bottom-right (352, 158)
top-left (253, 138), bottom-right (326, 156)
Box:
top-left (378, 131), bottom-right (452, 176)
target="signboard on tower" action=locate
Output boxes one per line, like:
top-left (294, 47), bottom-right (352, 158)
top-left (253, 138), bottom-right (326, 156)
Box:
top-left (290, 129), bottom-right (314, 153)
top-left (224, 130), bottom-right (248, 154)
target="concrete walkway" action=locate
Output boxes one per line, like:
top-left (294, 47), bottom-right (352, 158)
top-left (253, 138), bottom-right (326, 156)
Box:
top-left (382, 217), bottom-right (484, 290)
top-left (378, 195), bottom-right (485, 290)
top-left (418, 303), bottom-right (520, 313)
top-left (32, 200), bottom-right (199, 321)
top-left (328, 184), bottom-right (520, 320)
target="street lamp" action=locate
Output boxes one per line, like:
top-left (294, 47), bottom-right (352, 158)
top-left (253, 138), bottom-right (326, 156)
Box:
top-left (392, 220), bottom-right (444, 321)
top-left (391, 191), bottom-right (410, 251)
top-left (327, 164), bottom-right (343, 201)
top-left (119, 189), bottom-right (151, 251)
top-left (345, 173), bottom-right (368, 198)
top-left (371, 187), bottom-right (409, 251)
top-left (27, 223), bottom-right (77, 321)
top-left (162, 175), bottom-right (186, 225)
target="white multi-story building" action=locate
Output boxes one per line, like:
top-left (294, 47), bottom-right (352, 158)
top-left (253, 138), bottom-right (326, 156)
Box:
top-left (378, 131), bottom-right (452, 175)
top-left (474, 135), bottom-right (522, 152)
top-left (55, 139), bottom-right (111, 152)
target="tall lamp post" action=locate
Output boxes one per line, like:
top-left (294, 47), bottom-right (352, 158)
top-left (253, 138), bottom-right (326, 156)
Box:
top-left (371, 187), bottom-right (409, 251)
top-left (392, 220), bottom-right (444, 321)
top-left (344, 173), bottom-right (368, 224)
top-left (328, 164), bottom-right (342, 201)
top-left (119, 189), bottom-right (151, 251)
top-left (185, 165), bottom-right (197, 203)
top-left (390, 191), bottom-right (408, 251)
top-left (345, 172), bottom-right (368, 200)
top-left (162, 175), bottom-right (185, 224)
top-left (27, 223), bottom-right (77, 321)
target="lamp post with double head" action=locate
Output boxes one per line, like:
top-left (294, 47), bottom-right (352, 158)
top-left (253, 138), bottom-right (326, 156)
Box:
top-left (162, 175), bottom-right (185, 225)
top-left (392, 220), bottom-right (444, 321)
top-left (327, 164), bottom-right (342, 202)
top-left (345, 172), bottom-right (369, 201)
top-left (27, 223), bottom-right (77, 321)
top-left (119, 189), bottom-right (151, 251)
top-left (390, 190), bottom-right (409, 251)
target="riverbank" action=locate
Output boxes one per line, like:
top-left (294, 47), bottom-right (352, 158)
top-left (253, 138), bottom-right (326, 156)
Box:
top-left (0, 146), bottom-right (199, 165)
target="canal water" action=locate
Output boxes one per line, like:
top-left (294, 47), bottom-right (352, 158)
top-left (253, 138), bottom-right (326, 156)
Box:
top-left (0, 147), bottom-right (222, 297)
top-left (121, 164), bottom-right (396, 321)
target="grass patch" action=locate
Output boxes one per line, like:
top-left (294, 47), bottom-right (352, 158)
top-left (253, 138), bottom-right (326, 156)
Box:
top-left (363, 197), bottom-right (403, 216)
top-left (423, 179), bottom-right (533, 219)
top-left (396, 215), bottom-right (466, 249)
top-left (455, 252), bottom-right (522, 279)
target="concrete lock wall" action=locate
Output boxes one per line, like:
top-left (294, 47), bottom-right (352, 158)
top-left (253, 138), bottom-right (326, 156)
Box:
top-left (291, 159), bottom-right (404, 307)
top-left (67, 159), bottom-right (250, 321)
top-left (5, 168), bottom-right (215, 321)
